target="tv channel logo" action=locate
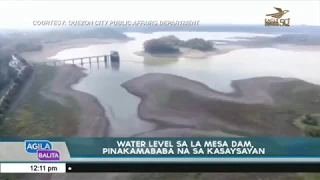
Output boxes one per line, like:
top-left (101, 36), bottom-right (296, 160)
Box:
top-left (25, 140), bottom-right (60, 161)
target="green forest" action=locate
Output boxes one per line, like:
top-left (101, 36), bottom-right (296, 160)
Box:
top-left (143, 35), bottom-right (215, 54)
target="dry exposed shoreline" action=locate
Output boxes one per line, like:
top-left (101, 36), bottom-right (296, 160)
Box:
top-left (121, 73), bottom-right (319, 137)
top-left (45, 65), bottom-right (110, 137)
top-left (20, 39), bottom-right (117, 180)
top-left (21, 38), bottom-right (123, 137)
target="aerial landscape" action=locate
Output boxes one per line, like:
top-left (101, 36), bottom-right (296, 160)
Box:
top-left (0, 0), bottom-right (320, 180)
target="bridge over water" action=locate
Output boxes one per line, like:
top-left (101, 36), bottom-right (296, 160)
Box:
top-left (43, 51), bottom-right (120, 67)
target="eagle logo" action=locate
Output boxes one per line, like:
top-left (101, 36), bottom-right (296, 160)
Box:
top-left (266, 7), bottom-right (289, 19)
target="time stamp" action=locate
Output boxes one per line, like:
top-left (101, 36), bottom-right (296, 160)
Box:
top-left (0, 163), bottom-right (66, 173)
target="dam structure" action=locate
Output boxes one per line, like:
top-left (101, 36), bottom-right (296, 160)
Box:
top-left (43, 51), bottom-right (120, 67)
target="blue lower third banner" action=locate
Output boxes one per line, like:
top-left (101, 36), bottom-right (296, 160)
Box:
top-left (3, 137), bottom-right (320, 161)
top-left (2, 138), bottom-right (320, 172)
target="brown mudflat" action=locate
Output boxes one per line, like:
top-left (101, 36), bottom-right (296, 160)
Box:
top-left (122, 73), bottom-right (320, 137)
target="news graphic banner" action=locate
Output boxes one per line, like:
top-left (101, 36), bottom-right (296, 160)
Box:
top-left (0, 137), bottom-right (320, 173)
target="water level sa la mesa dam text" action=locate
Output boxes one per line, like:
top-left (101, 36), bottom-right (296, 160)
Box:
top-left (115, 140), bottom-right (253, 147)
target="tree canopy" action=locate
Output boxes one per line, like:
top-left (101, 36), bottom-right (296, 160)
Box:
top-left (0, 50), bottom-right (12, 90)
top-left (144, 38), bottom-right (180, 54)
top-left (182, 38), bottom-right (214, 51)
top-left (143, 35), bottom-right (215, 54)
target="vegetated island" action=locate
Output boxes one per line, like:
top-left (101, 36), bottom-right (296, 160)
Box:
top-left (135, 35), bottom-right (219, 59)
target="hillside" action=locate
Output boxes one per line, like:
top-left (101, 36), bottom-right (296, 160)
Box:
top-left (272, 34), bottom-right (320, 45)
top-left (0, 27), bottom-right (130, 50)
top-left (115, 25), bottom-right (320, 34)
top-left (218, 33), bottom-right (320, 47)
top-left (39, 28), bottom-right (130, 43)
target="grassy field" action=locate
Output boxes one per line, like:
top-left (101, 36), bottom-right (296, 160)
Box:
top-left (299, 173), bottom-right (320, 180)
top-left (0, 65), bottom-right (79, 180)
top-left (294, 114), bottom-right (320, 135)
top-left (0, 65), bottom-right (79, 137)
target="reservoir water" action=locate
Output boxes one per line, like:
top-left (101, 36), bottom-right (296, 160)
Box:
top-left (49, 32), bottom-right (320, 137)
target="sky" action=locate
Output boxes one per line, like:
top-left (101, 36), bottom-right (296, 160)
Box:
top-left (0, 0), bottom-right (319, 29)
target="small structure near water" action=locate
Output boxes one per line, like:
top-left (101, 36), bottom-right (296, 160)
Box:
top-left (110, 51), bottom-right (120, 71)
top-left (110, 51), bottom-right (120, 63)
top-left (43, 51), bottom-right (121, 69)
